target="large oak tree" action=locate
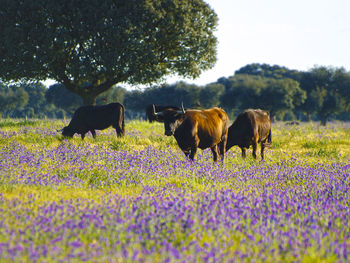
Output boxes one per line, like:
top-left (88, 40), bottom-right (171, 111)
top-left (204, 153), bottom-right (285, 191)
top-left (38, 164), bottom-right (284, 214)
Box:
top-left (0, 0), bottom-right (218, 105)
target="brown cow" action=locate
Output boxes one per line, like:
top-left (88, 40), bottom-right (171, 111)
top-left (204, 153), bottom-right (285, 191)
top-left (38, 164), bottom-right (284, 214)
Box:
top-left (154, 105), bottom-right (229, 162)
top-left (226, 109), bottom-right (272, 160)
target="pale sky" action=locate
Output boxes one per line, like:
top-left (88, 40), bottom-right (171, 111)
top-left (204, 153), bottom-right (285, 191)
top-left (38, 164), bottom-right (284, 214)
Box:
top-left (168, 0), bottom-right (350, 86)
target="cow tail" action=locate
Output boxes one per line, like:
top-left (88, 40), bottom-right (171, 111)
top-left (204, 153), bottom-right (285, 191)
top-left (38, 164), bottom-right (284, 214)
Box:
top-left (266, 129), bottom-right (272, 146)
top-left (120, 104), bottom-right (125, 137)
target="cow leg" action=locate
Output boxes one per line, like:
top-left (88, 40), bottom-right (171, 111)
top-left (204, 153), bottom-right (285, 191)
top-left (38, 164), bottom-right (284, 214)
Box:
top-left (210, 145), bottom-right (218, 162)
top-left (115, 127), bottom-right (122, 137)
top-left (81, 133), bottom-right (86, 140)
top-left (218, 136), bottom-right (227, 162)
top-left (189, 146), bottom-right (197, 161)
top-left (183, 150), bottom-right (190, 158)
top-left (252, 142), bottom-right (258, 159)
top-left (189, 136), bottom-right (199, 161)
top-left (260, 142), bottom-right (265, 160)
top-left (90, 129), bottom-right (96, 139)
top-left (241, 148), bottom-right (246, 158)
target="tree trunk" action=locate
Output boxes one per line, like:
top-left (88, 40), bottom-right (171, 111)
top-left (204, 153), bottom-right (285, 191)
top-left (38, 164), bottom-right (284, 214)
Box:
top-left (305, 112), bottom-right (312, 121)
top-left (270, 111), bottom-right (276, 123)
top-left (81, 93), bottom-right (97, 106)
top-left (320, 115), bottom-right (328, 126)
top-left (63, 82), bottom-right (114, 106)
top-left (320, 111), bottom-right (331, 126)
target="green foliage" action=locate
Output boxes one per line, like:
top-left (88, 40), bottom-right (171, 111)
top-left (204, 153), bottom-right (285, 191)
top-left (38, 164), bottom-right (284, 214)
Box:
top-left (302, 138), bottom-right (340, 158)
top-left (45, 84), bottom-right (82, 115)
top-left (220, 74), bottom-right (266, 110)
top-left (1, 57), bottom-right (350, 122)
top-left (0, 83), bottom-right (28, 113)
top-left (235, 63), bottom-right (303, 81)
top-left (260, 78), bottom-right (306, 116)
top-left (199, 83), bottom-right (225, 108)
top-left (96, 86), bottom-right (127, 105)
top-left (333, 68), bottom-right (350, 108)
top-left (220, 74), bottom-right (306, 119)
top-left (1, 119), bottom-right (350, 166)
top-left (307, 147), bottom-right (339, 158)
top-left (0, 0), bottom-right (218, 105)
top-left (0, 119), bottom-right (38, 128)
top-left (110, 139), bottom-right (130, 151)
top-left (298, 66), bottom-right (350, 125)
top-left (0, 82), bottom-right (64, 119)
top-left (302, 141), bottom-right (328, 149)
top-left (124, 82), bottom-right (202, 111)
top-left (218, 64), bottom-right (350, 123)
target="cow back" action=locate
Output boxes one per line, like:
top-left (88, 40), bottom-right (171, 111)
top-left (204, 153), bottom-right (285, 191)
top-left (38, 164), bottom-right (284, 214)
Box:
top-left (70, 103), bottom-right (124, 131)
top-left (227, 109), bottom-right (271, 148)
top-left (245, 109), bottom-right (271, 141)
top-left (178, 107), bottom-right (229, 150)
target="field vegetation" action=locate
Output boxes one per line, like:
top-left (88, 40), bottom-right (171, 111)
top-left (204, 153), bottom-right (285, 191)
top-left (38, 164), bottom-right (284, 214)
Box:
top-left (0, 119), bottom-right (349, 262)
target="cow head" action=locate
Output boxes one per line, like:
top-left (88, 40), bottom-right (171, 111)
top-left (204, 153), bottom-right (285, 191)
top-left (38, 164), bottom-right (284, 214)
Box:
top-left (153, 104), bottom-right (186, 136)
top-left (61, 126), bottom-right (75, 138)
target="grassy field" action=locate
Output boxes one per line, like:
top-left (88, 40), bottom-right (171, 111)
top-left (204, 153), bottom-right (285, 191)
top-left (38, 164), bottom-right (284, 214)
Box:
top-left (0, 119), bottom-right (349, 262)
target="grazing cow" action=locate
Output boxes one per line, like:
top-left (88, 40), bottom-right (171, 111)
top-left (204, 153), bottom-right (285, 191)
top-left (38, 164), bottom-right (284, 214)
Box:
top-left (145, 104), bottom-right (180, 122)
top-left (226, 109), bottom-right (272, 160)
top-left (154, 104), bottom-right (229, 162)
top-left (60, 102), bottom-right (125, 139)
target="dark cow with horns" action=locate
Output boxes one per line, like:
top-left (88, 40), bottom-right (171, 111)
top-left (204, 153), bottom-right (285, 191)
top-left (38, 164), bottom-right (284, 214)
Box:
top-left (154, 104), bottom-right (229, 162)
top-left (59, 103), bottom-right (125, 139)
top-left (145, 104), bottom-right (180, 122)
top-left (226, 109), bottom-right (272, 160)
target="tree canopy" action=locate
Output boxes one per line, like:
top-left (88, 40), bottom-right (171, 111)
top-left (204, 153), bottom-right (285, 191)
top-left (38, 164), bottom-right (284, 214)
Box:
top-left (220, 74), bottom-right (306, 119)
top-left (0, 82), bottom-right (63, 119)
top-left (235, 63), bottom-right (302, 81)
top-left (298, 66), bottom-right (350, 125)
top-left (0, 0), bottom-right (218, 105)
top-left (0, 83), bottom-right (28, 115)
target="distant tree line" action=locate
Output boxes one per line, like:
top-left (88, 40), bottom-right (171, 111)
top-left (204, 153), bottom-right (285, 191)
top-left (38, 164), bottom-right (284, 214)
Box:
top-left (0, 82), bottom-right (64, 119)
top-left (1, 63), bottom-right (350, 125)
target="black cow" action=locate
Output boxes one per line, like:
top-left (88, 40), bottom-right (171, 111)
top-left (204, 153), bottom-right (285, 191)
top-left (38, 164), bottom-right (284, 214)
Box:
top-left (60, 103), bottom-right (125, 139)
top-left (285, 120), bottom-right (300, 126)
top-left (145, 104), bottom-right (180, 122)
top-left (226, 109), bottom-right (272, 160)
top-left (154, 104), bottom-right (229, 162)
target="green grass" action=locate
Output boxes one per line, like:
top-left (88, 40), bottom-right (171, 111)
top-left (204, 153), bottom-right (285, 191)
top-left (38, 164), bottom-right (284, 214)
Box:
top-left (0, 119), bottom-right (40, 128)
top-left (0, 119), bottom-right (349, 262)
top-left (1, 119), bottom-right (350, 166)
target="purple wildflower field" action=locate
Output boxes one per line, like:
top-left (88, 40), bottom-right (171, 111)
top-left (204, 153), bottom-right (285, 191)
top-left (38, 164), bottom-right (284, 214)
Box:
top-left (0, 120), bottom-right (349, 262)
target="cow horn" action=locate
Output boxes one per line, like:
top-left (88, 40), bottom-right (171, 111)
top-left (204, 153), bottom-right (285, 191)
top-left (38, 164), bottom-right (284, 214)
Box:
top-left (153, 104), bottom-right (163, 116)
top-left (181, 102), bottom-right (186, 114)
top-left (177, 103), bottom-right (186, 115)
